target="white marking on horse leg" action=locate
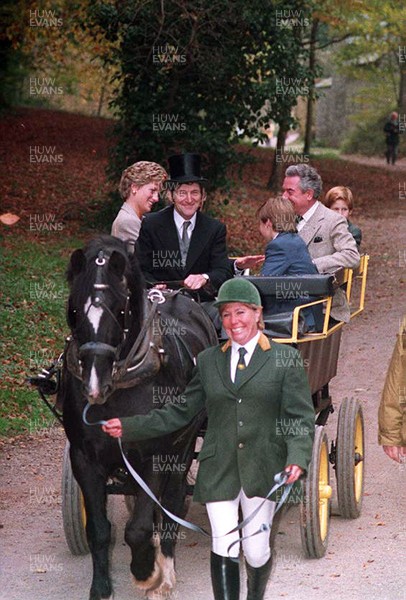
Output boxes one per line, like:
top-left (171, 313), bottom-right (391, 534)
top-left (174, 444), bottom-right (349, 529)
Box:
top-left (146, 549), bottom-right (176, 599)
top-left (84, 296), bottom-right (104, 334)
top-left (132, 536), bottom-right (163, 593)
top-left (132, 560), bottom-right (162, 593)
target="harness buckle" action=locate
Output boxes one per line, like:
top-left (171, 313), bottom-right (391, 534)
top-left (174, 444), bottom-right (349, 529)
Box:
top-left (148, 289), bottom-right (166, 304)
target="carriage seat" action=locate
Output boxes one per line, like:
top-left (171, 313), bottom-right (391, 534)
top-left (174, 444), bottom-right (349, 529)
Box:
top-left (244, 274), bottom-right (336, 337)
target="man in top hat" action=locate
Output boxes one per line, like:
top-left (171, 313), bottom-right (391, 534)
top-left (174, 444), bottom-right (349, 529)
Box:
top-left (136, 153), bottom-right (233, 301)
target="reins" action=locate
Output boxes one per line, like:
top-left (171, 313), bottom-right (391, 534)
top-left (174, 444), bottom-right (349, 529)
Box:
top-left (82, 403), bottom-right (293, 553)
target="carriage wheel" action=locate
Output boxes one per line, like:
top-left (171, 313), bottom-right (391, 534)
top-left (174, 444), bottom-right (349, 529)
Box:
top-left (336, 398), bottom-right (364, 519)
top-left (300, 426), bottom-right (332, 558)
top-left (61, 441), bottom-right (89, 555)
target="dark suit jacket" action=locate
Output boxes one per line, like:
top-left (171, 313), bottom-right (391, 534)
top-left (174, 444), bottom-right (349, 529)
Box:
top-left (261, 232), bottom-right (317, 277)
top-left (260, 232), bottom-right (319, 327)
top-left (136, 205), bottom-right (233, 300)
top-left (348, 221), bottom-right (362, 248)
top-left (121, 334), bottom-right (315, 503)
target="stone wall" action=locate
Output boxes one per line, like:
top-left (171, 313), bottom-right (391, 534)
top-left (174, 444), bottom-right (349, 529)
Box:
top-left (315, 74), bottom-right (361, 147)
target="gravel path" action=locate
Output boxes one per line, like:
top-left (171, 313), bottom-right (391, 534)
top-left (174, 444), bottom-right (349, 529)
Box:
top-left (1, 214), bottom-right (405, 600)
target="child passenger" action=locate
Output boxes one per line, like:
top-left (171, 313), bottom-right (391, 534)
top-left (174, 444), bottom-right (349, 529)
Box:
top-left (257, 197), bottom-right (318, 330)
top-left (324, 186), bottom-right (362, 249)
top-left (257, 196), bottom-right (317, 277)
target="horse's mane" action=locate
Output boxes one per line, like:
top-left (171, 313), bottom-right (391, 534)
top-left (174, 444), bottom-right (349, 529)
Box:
top-left (66, 235), bottom-right (145, 319)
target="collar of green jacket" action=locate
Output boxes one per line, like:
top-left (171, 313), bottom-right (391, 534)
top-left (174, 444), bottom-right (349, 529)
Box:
top-left (221, 332), bottom-right (271, 353)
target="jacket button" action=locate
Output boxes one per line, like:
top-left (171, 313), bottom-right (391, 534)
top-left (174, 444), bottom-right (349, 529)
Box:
top-left (238, 442), bottom-right (244, 449)
top-left (239, 421), bottom-right (243, 427)
top-left (238, 399), bottom-right (242, 403)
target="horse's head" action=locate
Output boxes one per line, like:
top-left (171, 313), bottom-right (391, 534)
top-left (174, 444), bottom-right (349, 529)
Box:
top-left (66, 236), bottom-right (143, 404)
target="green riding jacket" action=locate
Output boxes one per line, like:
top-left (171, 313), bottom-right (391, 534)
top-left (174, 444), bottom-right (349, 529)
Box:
top-left (121, 334), bottom-right (315, 503)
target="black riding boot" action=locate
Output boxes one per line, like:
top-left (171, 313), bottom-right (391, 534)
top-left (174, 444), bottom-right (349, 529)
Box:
top-left (210, 552), bottom-right (240, 600)
top-left (245, 556), bottom-right (273, 600)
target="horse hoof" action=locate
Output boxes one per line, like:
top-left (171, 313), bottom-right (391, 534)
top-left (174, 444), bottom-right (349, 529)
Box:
top-left (146, 582), bottom-right (175, 600)
top-left (132, 561), bottom-right (162, 594)
top-left (147, 553), bottom-right (176, 598)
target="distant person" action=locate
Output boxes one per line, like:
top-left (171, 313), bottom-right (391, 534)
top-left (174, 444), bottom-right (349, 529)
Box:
top-left (324, 186), bottom-right (362, 249)
top-left (111, 161), bottom-right (168, 254)
top-left (282, 164), bottom-right (360, 323)
top-left (383, 111), bottom-right (401, 165)
top-left (378, 315), bottom-right (406, 463)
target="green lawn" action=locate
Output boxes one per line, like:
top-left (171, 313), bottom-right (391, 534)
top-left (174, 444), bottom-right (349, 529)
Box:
top-left (0, 233), bottom-right (87, 437)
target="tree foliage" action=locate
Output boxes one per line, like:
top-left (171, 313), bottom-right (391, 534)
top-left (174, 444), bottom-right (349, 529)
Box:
top-left (92, 0), bottom-right (312, 193)
top-left (3, 0), bottom-right (119, 114)
top-left (333, 0), bottom-right (406, 117)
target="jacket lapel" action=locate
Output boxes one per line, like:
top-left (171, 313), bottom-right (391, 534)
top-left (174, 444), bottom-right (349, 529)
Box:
top-left (215, 343), bottom-right (236, 395)
top-left (185, 212), bottom-right (208, 271)
top-left (300, 204), bottom-right (323, 246)
top-left (157, 206), bottom-right (181, 251)
top-left (233, 334), bottom-right (271, 390)
top-left (216, 334), bottom-right (272, 393)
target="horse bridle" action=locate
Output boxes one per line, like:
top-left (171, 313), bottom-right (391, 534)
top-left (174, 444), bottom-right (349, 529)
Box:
top-left (74, 250), bottom-right (131, 365)
top-left (71, 250), bottom-right (164, 388)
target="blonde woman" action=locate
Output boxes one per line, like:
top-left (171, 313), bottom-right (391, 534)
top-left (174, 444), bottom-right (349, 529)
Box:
top-left (111, 161), bottom-right (168, 254)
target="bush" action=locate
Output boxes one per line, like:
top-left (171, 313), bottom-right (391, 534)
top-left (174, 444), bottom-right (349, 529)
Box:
top-left (341, 114), bottom-right (388, 156)
top-left (341, 113), bottom-right (406, 157)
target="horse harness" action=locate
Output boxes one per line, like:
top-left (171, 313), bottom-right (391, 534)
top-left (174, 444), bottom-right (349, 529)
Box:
top-left (66, 251), bottom-right (168, 391)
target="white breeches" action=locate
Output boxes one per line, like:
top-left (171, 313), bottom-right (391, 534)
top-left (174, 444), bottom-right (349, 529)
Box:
top-left (206, 489), bottom-right (276, 568)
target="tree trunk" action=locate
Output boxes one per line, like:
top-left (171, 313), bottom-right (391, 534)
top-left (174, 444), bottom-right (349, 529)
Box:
top-left (398, 64), bottom-right (406, 116)
top-left (97, 85), bottom-right (105, 117)
top-left (303, 18), bottom-right (319, 156)
top-left (267, 121), bottom-right (288, 192)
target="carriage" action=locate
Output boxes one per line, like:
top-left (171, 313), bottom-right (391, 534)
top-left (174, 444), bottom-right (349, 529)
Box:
top-left (30, 239), bottom-right (369, 597)
top-left (245, 253), bottom-right (369, 558)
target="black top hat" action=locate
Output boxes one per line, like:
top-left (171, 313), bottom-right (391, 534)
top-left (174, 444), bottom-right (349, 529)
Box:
top-left (167, 153), bottom-right (207, 183)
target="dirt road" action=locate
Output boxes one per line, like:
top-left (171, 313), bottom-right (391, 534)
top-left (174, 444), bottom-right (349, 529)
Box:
top-left (1, 212), bottom-right (405, 600)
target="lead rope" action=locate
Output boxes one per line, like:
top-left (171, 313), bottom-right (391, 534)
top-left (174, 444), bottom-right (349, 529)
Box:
top-left (82, 404), bottom-right (293, 552)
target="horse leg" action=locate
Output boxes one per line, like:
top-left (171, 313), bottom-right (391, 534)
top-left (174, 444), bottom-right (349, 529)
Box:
top-left (146, 469), bottom-right (192, 600)
top-left (125, 491), bottom-right (163, 595)
top-left (70, 448), bottom-right (112, 600)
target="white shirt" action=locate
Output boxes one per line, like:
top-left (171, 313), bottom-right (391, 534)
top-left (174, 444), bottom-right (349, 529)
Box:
top-left (230, 331), bottom-right (261, 382)
top-left (296, 201), bottom-right (319, 232)
top-left (173, 209), bottom-right (197, 240)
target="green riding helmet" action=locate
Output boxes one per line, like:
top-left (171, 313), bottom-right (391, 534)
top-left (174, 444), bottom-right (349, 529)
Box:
top-left (213, 278), bottom-right (262, 308)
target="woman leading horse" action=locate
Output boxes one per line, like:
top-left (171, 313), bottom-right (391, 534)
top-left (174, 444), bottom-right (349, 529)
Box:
top-left (104, 278), bottom-right (315, 599)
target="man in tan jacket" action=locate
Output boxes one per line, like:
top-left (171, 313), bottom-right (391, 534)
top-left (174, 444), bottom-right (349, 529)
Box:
top-left (378, 315), bottom-right (406, 463)
top-left (282, 164), bottom-right (360, 322)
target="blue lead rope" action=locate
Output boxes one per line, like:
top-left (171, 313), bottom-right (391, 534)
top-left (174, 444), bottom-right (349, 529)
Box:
top-left (82, 403), bottom-right (293, 544)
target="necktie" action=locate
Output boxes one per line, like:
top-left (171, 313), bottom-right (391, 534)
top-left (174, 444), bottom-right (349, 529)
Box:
top-left (182, 220), bottom-right (191, 244)
top-left (295, 215), bottom-right (303, 224)
top-left (180, 220), bottom-right (191, 265)
top-left (234, 347), bottom-right (247, 385)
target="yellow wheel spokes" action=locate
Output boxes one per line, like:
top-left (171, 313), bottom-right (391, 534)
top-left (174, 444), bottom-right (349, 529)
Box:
top-left (354, 412), bottom-right (364, 502)
top-left (318, 440), bottom-right (331, 542)
top-left (80, 492), bottom-right (87, 529)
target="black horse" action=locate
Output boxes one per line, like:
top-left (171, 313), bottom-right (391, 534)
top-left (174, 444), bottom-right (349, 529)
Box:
top-left (59, 235), bottom-right (217, 600)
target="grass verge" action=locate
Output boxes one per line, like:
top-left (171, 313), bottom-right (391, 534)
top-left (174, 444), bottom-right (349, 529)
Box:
top-left (0, 232), bottom-right (87, 438)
